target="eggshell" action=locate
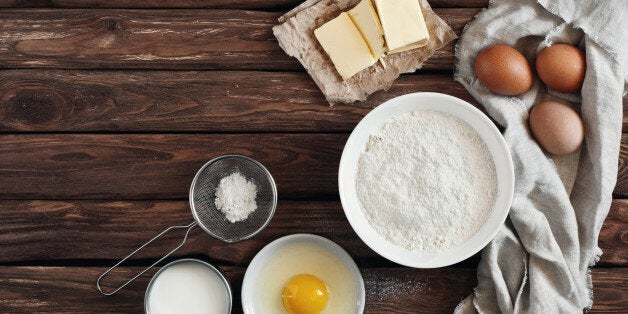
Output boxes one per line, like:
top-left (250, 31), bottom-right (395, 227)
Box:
top-left (475, 45), bottom-right (533, 95)
top-left (536, 44), bottom-right (586, 93)
top-left (529, 101), bottom-right (584, 155)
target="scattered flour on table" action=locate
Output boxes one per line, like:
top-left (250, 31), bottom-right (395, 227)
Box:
top-left (214, 172), bottom-right (258, 223)
top-left (356, 111), bottom-right (497, 253)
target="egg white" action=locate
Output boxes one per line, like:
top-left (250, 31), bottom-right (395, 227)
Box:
top-left (253, 240), bottom-right (358, 313)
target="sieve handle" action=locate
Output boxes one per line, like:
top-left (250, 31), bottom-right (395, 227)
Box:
top-left (96, 221), bottom-right (197, 296)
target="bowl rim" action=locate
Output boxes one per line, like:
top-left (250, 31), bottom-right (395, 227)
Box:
top-left (144, 258), bottom-right (233, 314)
top-left (338, 92), bottom-right (514, 268)
top-left (240, 233), bottom-right (366, 314)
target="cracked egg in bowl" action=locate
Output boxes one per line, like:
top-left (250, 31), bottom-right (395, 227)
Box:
top-left (241, 234), bottom-right (365, 314)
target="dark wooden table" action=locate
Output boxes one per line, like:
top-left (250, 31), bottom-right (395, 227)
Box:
top-left (0, 0), bottom-right (626, 313)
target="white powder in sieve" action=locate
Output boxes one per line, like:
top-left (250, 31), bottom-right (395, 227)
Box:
top-left (214, 172), bottom-right (258, 223)
top-left (356, 111), bottom-right (497, 253)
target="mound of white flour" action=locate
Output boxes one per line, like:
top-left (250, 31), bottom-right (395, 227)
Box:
top-left (356, 111), bottom-right (497, 253)
top-left (215, 172), bottom-right (258, 223)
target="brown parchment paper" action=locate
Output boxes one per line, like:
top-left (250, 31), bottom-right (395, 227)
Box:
top-left (273, 0), bottom-right (457, 104)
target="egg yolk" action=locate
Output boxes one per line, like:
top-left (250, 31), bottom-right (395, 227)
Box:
top-left (282, 274), bottom-right (329, 314)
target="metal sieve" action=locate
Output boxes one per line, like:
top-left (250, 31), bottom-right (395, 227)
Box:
top-left (97, 154), bottom-right (277, 295)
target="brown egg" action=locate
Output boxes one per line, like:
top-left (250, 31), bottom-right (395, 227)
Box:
top-left (536, 44), bottom-right (586, 93)
top-left (475, 45), bottom-right (533, 95)
top-left (529, 101), bottom-right (584, 155)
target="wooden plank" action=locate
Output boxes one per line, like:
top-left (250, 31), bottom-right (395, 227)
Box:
top-left (591, 269), bottom-right (628, 313)
top-left (0, 200), bottom-right (368, 264)
top-left (0, 134), bottom-right (627, 200)
top-left (0, 9), bottom-right (474, 70)
top-left (0, 266), bottom-right (624, 313)
top-left (617, 134), bottom-right (628, 197)
top-left (0, 0), bottom-right (491, 9)
top-left (1, 70), bottom-right (626, 133)
top-left (598, 200), bottom-right (627, 266)
top-left (0, 70), bottom-right (477, 132)
top-left (0, 134), bottom-right (346, 200)
top-left (0, 200), bottom-right (624, 266)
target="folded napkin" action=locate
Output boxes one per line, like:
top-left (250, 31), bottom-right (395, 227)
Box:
top-left (454, 0), bottom-right (628, 312)
top-left (273, 0), bottom-right (456, 104)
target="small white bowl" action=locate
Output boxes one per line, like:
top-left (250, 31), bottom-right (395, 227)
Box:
top-left (338, 92), bottom-right (514, 268)
top-left (241, 234), bottom-right (365, 314)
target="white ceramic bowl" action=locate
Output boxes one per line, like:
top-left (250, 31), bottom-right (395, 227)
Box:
top-left (241, 234), bottom-right (365, 313)
top-left (338, 92), bottom-right (514, 268)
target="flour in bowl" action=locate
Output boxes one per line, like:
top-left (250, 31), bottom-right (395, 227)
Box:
top-left (356, 111), bottom-right (497, 253)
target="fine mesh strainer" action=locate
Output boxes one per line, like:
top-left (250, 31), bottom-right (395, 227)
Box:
top-left (97, 154), bottom-right (277, 295)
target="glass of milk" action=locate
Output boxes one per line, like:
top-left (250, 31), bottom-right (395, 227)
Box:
top-left (145, 259), bottom-right (232, 314)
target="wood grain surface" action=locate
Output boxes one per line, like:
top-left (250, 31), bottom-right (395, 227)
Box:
top-left (0, 0), bottom-right (626, 312)
top-left (0, 266), bottom-right (625, 313)
top-left (0, 71), bottom-right (471, 132)
top-left (0, 134), bottom-right (346, 200)
top-left (0, 199), bottom-right (625, 266)
top-left (0, 134), bottom-right (627, 199)
top-left (601, 200), bottom-right (628, 266)
top-left (1, 70), bottom-right (627, 132)
top-left (0, 0), bottom-right (491, 9)
top-left (0, 9), bottom-right (474, 70)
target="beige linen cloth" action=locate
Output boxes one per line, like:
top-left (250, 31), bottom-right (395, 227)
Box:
top-left (455, 0), bottom-right (627, 312)
top-left (273, 0), bottom-right (456, 104)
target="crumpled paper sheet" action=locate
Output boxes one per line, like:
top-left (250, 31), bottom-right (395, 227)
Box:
top-left (273, 0), bottom-right (457, 104)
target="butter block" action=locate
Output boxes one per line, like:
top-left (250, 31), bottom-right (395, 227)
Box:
top-left (388, 42), bottom-right (422, 54)
top-left (314, 12), bottom-right (377, 80)
top-left (348, 0), bottom-right (386, 59)
top-left (374, 0), bottom-right (430, 53)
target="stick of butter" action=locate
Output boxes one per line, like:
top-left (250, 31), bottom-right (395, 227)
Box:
top-left (314, 12), bottom-right (376, 80)
top-left (348, 0), bottom-right (386, 60)
top-left (374, 0), bottom-right (430, 53)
